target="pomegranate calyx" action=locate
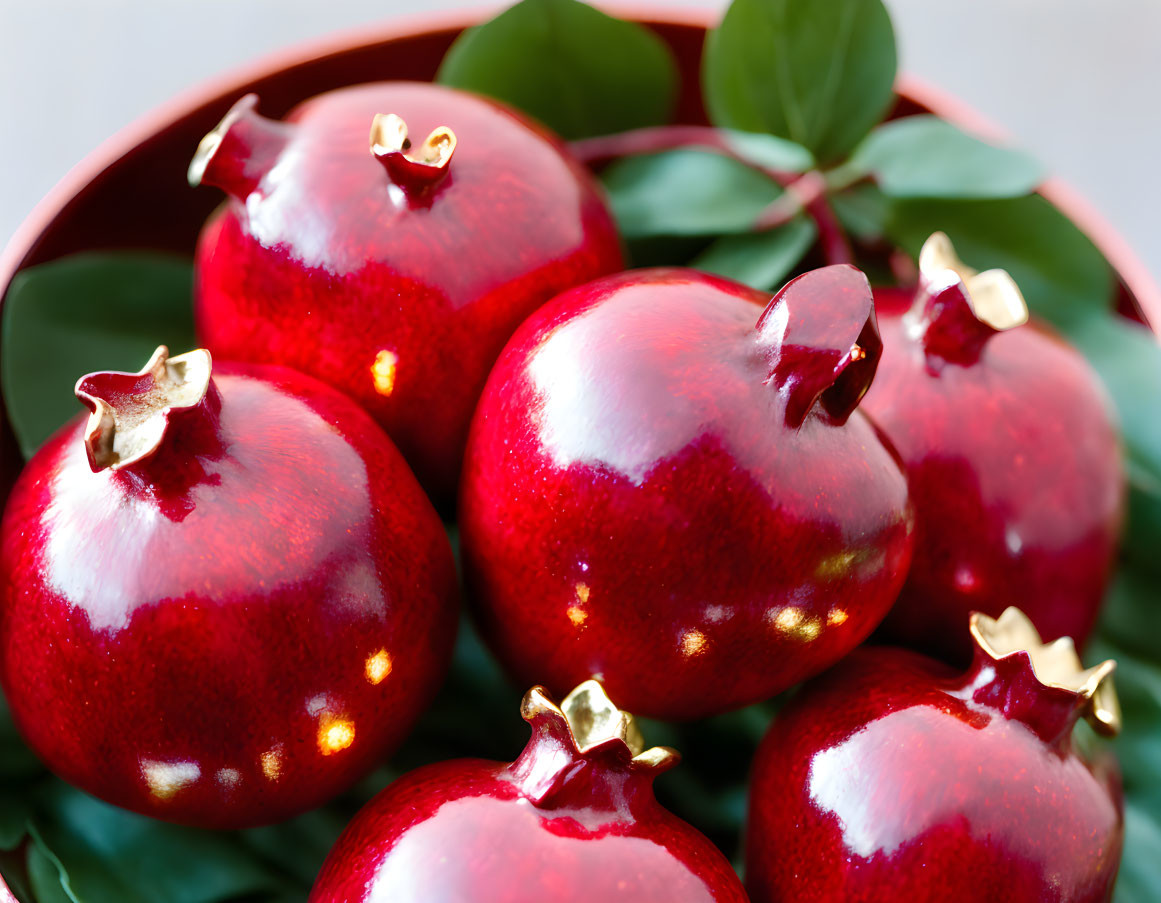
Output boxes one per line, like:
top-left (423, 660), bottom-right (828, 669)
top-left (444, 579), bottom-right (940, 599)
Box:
top-left (370, 113), bottom-right (456, 194)
top-left (188, 94), bottom-right (292, 199)
top-left (970, 607), bottom-right (1120, 738)
top-left (521, 681), bottom-right (678, 768)
top-left (75, 346), bottom-right (213, 473)
top-left (907, 232), bottom-right (1028, 364)
top-left (757, 264), bottom-right (881, 428)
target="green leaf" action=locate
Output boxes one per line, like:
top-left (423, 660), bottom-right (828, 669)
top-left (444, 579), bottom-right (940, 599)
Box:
top-left (692, 218), bottom-right (817, 290)
top-left (0, 796), bottom-right (27, 852)
top-left (1117, 803), bottom-right (1161, 903)
top-left (703, 0), bottom-right (897, 163)
top-left (847, 115), bottom-right (1044, 199)
top-left (28, 784), bottom-right (286, 903)
top-left (885, 195), bottom-right (1114, 324)
top-left (1066, 315), bottom-right (1161, 485)
top-left (601, 150), bottom-right (782, 239)
top-left (1125, 479), bottom-right (1161, 576)
top-left (1, 252), bottom-right (195, 460)
top-left (26, 827), bottom-right (77, 903)
top-left (720, 131), bottom-right (814, 174)
top-left (1091, 564), bottom-right (1161, 902)
top-left (831, 183), bottom-right (889, 242)
top-left (0, 696), bottom-right (42, 783)
top-left (437, 0), bottom-right (678, 140)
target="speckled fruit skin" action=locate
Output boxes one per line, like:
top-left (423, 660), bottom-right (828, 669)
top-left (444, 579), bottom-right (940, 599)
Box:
top-left (864, 281), bottom-right (1124, 662)
top-left (460, 265), bottom-right (915, 720)
top-left (746, 642), bottom-right (1124, 902)
top-left (0, 359), bottom-right (458, 828)
top-left (192, 82), bottom-right (624, 507)
top-left (309, 686), bottom-right (748, 903)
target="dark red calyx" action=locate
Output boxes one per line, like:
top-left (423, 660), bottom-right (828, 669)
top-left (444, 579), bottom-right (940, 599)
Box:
top-left (907, 232), bottom-right (1028, 365)
top-left (507, 681), bottom-right (678, 812)
top-left (756, 264), bottom-right (881, 429)
top-left (957, 607), bottom-right (1120, 748)
top-left (187, 94), bottom-right (293, 199)
top-left (75, 346), bottom-right (214, 473)
top-left (369, 113), bottom-right (456, 196)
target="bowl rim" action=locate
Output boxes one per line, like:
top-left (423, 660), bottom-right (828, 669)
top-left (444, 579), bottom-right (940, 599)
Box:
top-left (2, 2), bottom-right (1158, 333)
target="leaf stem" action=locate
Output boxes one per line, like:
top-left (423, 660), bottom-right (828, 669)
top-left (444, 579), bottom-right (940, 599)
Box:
top-left (570, 126), bottom-right (800, 182)
top-left (570, 125), bottom-right (853, 266)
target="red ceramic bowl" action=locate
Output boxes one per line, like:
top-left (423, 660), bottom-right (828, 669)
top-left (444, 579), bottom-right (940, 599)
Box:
top-left (0, 7), bottom-right (1157, 498)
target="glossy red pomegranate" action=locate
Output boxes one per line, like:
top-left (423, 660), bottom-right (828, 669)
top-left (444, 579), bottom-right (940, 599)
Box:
top-left (746, 607), bottom-right (1124, 902)
top-left (864, 233), bottom-right (1124, 662)
top-left (310, 680), bottom-right (747, 902)
top-left (460, 265), bottom-right (915, 720)
top-left (0, 347), bottom-right (458, 828)
top-left (190, 83), bottom-right (624, 506)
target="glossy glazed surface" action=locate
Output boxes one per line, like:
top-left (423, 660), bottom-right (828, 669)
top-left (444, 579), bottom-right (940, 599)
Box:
top-left (193, 81), bottom-right (623, 507)
top-left (0, 361), bottom-right (458, 828)
top-left (310, 688), bottom-right (747, 902)
top-left (746, 645), bottom-right (1124, 902)
top-left (460, 266), bottom-right (914, 720)
top-left (865, 285), bottom-right (1124, 662)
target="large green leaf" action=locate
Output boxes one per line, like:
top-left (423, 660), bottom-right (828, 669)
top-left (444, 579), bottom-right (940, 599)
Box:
top-left (601, 149), bottom-right (783, 239)
top-left (27, 786), bottom-right (288, 903)
top-left (1, 253), bottom-right (195, 460)
top-left (847, 115), bottom-right (1044, 199)
top-left (692, 218), bottom-right (817, 291)
top-left (886, 195), bottom-right (1114, 324)
top-left (437, 0), bottom-right (678, 140)
top-left (1118, 803), bottom-right (1161, 903)
top-left (702, 0), bottom-right (897, 163)
top-left (1067, 315), bottom-right (1161, 485)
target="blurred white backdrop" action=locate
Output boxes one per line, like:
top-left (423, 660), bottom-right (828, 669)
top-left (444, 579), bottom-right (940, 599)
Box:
top-left (1, 0), bottom-right (1157, 281)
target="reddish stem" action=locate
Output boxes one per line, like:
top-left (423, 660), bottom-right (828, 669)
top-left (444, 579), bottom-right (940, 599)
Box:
top-left (571, 126), bottom-right (796, 182)
top-left (570, 126), bottom-right (853, 266)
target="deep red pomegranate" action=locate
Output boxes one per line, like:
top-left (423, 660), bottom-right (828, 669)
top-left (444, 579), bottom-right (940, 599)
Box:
top-left (0, 346), bottom-right (458, 828)
top-left (863, 232), bottom-right (1124, 662)
top-left (459, 265), bottom-right (915, 720)
top-left (746, 606), bottom-right (1124, 902)
top-left (189, 83), bottom-right (624, 506)
top-left (309, 680), bottom-right (748, 902)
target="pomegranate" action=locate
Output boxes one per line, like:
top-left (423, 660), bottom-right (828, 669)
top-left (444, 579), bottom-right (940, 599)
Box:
top-left (460, 265), bottom-right (914, 720)
top-left (864, 232), bottom-right (1124, 661)
top-left (746, 606), bottom-right (1123, 902)
top-left (0, 346), bottom-right (458, 828)
top-left (189, 83), bottom-right (623, 506)
top-left (310, 680), bottom-right (748, 902)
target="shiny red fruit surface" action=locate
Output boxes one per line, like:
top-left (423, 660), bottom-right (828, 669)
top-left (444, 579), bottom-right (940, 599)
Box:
top-left (864, 235), bottom-right (1124, 662)
top-left (746, 609), bottom-right (1123, 903)
top-left (310, 681), bottom-right (747, 903)
top-left (0, 349), bottom-right (458, 828)
top-left (191, 82), bottom-right (623, 507)
top-left (460, 265), bottom-right (915, 720)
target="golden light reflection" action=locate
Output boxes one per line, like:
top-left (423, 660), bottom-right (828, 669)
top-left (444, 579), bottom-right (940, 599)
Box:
top-left (815, 550), bottom-right (859, 580)
top-left (371, 350), bottom-right (399, 396)
top-left (568, 582), bottom-right (590, 627)
top-left (772, 606), bottom-right (804, 631)
top-left (366, 649), bottom-right (393, 685)
top-left (769, 606), bottom-right (823, 642)
top-left (261, 748), bottom-right (283, 781)
top-left (828, 608), bottom-right (849, 627)
top-left (680, 629), bottom-right (708, 657)
top-left (319, 716), bottom-right (356, 755)
top-left (142, 759), bottom-right (200, 800)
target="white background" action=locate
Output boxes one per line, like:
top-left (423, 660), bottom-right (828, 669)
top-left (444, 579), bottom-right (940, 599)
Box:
top-left (1, 0), bottom-right (1158, 282)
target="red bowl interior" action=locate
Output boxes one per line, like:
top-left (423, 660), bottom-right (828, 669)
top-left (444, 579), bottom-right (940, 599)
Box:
top-left (2, 5), bottom-right (1158, 496)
